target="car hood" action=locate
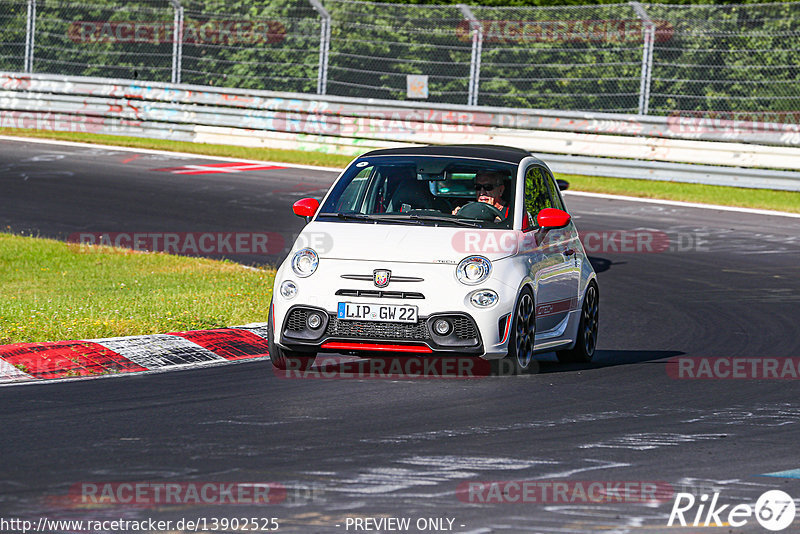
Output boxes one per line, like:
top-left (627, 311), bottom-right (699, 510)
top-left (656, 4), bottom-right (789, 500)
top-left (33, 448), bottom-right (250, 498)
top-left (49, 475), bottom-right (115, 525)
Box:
top-left (293, 221), bottom-right (518, 263)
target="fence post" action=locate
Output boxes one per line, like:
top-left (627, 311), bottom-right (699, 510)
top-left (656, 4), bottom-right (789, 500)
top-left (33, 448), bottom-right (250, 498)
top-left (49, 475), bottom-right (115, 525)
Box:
top-left (24, 0), bottom-right (36, 73)
top-left (168, 0), bottom-right (183, 84)
top-left (459, 4), bottom-right (482, 107)
top-left (630, 1), bottom-right (654, 115)
top-left (309, 0), bottom-right (331, 95)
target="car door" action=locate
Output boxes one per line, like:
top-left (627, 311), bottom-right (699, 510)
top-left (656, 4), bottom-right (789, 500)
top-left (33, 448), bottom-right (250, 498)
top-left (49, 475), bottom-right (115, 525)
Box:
top-left (522, 164), bottom-right (581, 333)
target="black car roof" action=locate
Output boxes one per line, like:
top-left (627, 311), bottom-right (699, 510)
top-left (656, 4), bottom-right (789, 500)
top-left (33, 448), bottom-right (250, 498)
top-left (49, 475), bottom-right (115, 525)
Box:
top-left (361, 145), bottom-right (536, 164)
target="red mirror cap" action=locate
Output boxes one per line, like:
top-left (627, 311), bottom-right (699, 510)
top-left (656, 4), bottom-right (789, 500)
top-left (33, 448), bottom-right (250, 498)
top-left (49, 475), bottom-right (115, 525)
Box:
top-left (293, 198), bottom-right (319, 218)
top-left (537, 208), bottom-right (571, 229)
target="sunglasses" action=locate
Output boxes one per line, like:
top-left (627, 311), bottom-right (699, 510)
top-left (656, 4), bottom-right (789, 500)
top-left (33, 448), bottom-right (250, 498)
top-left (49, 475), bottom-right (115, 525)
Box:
top-left (474, 183), bottom-right (498, 192)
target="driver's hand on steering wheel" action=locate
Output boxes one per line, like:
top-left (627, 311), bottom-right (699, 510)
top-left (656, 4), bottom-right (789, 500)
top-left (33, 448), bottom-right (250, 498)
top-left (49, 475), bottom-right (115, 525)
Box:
top-left (452, 205), bottom-right (462, 215)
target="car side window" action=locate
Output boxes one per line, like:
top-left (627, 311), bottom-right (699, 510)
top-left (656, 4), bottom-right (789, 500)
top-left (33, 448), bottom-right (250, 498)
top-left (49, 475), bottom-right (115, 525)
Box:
top-left (544, 170), bottom-right (565, 211)
top-left (524, 166), bottom-right (555, 229)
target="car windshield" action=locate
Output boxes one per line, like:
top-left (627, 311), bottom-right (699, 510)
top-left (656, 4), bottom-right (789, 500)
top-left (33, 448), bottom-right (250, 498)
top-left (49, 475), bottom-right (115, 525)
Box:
top-left (317, 156), bottom-right (517, 229)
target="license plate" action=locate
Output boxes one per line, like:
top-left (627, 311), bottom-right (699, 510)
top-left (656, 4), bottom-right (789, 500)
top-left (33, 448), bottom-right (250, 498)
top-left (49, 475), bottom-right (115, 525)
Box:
top-left (337, 302), bottom-right (418, 324)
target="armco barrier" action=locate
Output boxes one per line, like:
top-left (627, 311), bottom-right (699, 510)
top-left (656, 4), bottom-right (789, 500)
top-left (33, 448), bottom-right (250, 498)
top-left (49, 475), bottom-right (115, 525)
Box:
top-left (2, 72), bottom-right (800, 190)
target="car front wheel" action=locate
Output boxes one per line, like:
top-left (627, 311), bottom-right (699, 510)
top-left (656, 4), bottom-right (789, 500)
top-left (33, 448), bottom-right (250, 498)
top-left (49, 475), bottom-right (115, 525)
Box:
top-left (494, 288), bottom-right (536, 375)
top-left (557, 282), bottom-right (599, 363)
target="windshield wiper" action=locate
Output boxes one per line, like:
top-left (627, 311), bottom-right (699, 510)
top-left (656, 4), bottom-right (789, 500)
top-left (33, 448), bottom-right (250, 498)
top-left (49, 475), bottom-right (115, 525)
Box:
top-left (371, 214), bottom-right (482, 228)
top-left (317, 212), bottom-right (421, 225)
top-left (318, 212), bottom-right (483, 228)
top-left (330, 212), bottom-right (371, 221)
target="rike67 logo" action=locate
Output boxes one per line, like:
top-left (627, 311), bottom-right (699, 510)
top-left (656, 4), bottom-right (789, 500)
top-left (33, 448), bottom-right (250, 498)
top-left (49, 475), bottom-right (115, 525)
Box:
top-left (668, 490), bottom-right (796, 531)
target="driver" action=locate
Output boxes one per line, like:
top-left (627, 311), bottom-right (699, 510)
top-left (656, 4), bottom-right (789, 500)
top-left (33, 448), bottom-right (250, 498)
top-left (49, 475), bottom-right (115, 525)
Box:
top-left (452, 170), bottom-right (510, 218)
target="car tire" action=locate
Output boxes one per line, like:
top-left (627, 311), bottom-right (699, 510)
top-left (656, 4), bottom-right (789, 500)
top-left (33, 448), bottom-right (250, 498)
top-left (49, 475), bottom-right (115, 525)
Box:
top-left (494, 287), bottom-right (536, 376)
top-left (267, 300), bottom-right (317, 371)
top-left (556, 281), bottom-right (599, 364)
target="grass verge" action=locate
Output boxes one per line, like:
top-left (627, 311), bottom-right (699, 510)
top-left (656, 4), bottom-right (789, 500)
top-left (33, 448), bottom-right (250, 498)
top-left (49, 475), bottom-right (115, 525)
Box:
top-left (0, 233), bottom-right (275, 345)
top-left (2, 128), bottom-right (798, 213)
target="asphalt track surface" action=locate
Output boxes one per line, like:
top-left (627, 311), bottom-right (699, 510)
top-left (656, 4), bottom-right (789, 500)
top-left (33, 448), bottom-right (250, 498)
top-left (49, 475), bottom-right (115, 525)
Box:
top-left (1, 137), bottom-right (800, 533)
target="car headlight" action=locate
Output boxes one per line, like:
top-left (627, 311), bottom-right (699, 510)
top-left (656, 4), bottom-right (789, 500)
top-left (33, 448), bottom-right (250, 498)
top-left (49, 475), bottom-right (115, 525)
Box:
top-left (291, 248), bottom-right (318, 278)
top-left (470, 290), bottom-right (498, 308)
top-left (280, 280), bottom-right (298, 299)
top-left (456, 256), bottom-right (491, 285)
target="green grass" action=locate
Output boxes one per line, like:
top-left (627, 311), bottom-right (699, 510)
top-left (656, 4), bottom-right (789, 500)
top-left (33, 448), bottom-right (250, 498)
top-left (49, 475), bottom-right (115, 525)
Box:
top-left (2, 128), bottom-right (799, 213)
top-left (0, 233), bottom-right (275, 345)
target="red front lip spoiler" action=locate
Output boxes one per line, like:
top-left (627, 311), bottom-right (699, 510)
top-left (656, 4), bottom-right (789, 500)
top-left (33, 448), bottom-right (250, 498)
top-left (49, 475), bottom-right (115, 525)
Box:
top-left (320, 342), bottom-right (433, 354)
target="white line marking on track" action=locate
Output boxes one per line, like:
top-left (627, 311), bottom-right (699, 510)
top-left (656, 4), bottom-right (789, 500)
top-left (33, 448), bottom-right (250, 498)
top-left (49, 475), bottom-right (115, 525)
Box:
top-left (0, 135), bottom-right (346, 173)
top-left (563, 190), bottom-right (800, 218)
top-left (174, 164), bottom-right (242, 174)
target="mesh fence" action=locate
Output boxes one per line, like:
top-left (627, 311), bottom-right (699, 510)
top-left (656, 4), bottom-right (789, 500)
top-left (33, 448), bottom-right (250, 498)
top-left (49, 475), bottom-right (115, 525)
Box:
top-left (323, 0), bottom-right (471, 103)
top-left (33, 0), bottom-right (175, 82)
top-left (471, 3), bottom-right (645, 112)
top-left (645, 2), bottom-right (800, 120)
top-left (1, 0), bottom-right (799, 122)
top-left (180, 0), bottom-right (321, 92)
top-left (0, 0), bottom-right (28, 73)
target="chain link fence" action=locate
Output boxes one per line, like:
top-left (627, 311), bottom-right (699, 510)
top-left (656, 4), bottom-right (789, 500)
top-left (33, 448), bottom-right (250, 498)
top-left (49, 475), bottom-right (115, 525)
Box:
top-left (1, 0), bottom-right (799, 121)
top-left (181, 0), bottom-right (321, 92)
top-left (471, 3), bottom-right (646, 112)
top-left (324, 0), bottom-right (471, 103)
top-left (35, 0), bottom-right (174, 81)
top-left (646, 2), bottom-right (800, 120)
top-left (0, 0), bottom-right (29, 72)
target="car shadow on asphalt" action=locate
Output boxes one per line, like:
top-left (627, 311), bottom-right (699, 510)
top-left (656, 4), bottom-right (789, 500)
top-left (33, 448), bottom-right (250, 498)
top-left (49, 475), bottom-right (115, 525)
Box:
top-left (530, 349), bottom-right (684, 375)
top-left (587, 256), bottom-right (625, 273)
top-left (295, 350), bottom-right (683, 379)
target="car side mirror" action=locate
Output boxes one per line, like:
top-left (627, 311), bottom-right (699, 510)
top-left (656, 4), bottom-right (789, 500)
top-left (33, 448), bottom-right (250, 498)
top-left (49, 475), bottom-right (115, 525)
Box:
top-left (537, 208), bottom-right (571, 229)
top-left (293, 198), bottom-right (319, 222)
top-left (556, 179), bottom-right (569, 191)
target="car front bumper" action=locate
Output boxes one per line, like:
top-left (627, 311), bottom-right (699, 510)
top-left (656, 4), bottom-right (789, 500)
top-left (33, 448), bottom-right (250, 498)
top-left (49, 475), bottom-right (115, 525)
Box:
top-left (279, 304), bottom-right (488, 355)
top-left (272, 258), bottom-right (524, 359)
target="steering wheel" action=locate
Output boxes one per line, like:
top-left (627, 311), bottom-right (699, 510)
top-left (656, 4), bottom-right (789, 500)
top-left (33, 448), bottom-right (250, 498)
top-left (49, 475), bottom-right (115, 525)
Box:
top-left (457, 201), bottom-right (504, 221)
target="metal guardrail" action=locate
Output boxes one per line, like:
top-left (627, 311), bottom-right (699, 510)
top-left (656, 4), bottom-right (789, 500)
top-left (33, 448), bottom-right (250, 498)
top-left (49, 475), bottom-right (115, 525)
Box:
top-left (1, 72), bottom-right (800, 191)
top-left (3, 73), bottom-right (799, 147)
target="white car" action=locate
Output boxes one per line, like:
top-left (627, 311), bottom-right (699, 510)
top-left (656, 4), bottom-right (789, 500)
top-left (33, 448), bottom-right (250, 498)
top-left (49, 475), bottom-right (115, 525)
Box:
top-left (268, 145), bottom-right (598, 374)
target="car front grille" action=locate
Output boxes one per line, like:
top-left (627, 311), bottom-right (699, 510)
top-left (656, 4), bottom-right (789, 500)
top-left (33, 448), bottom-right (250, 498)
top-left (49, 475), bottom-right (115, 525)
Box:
top-left (285, 309), bottom-right (309, 332)
top-left (451, 316), bottom-right (479, 340)
top-left (326, 315), bottom-right (431, 341)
